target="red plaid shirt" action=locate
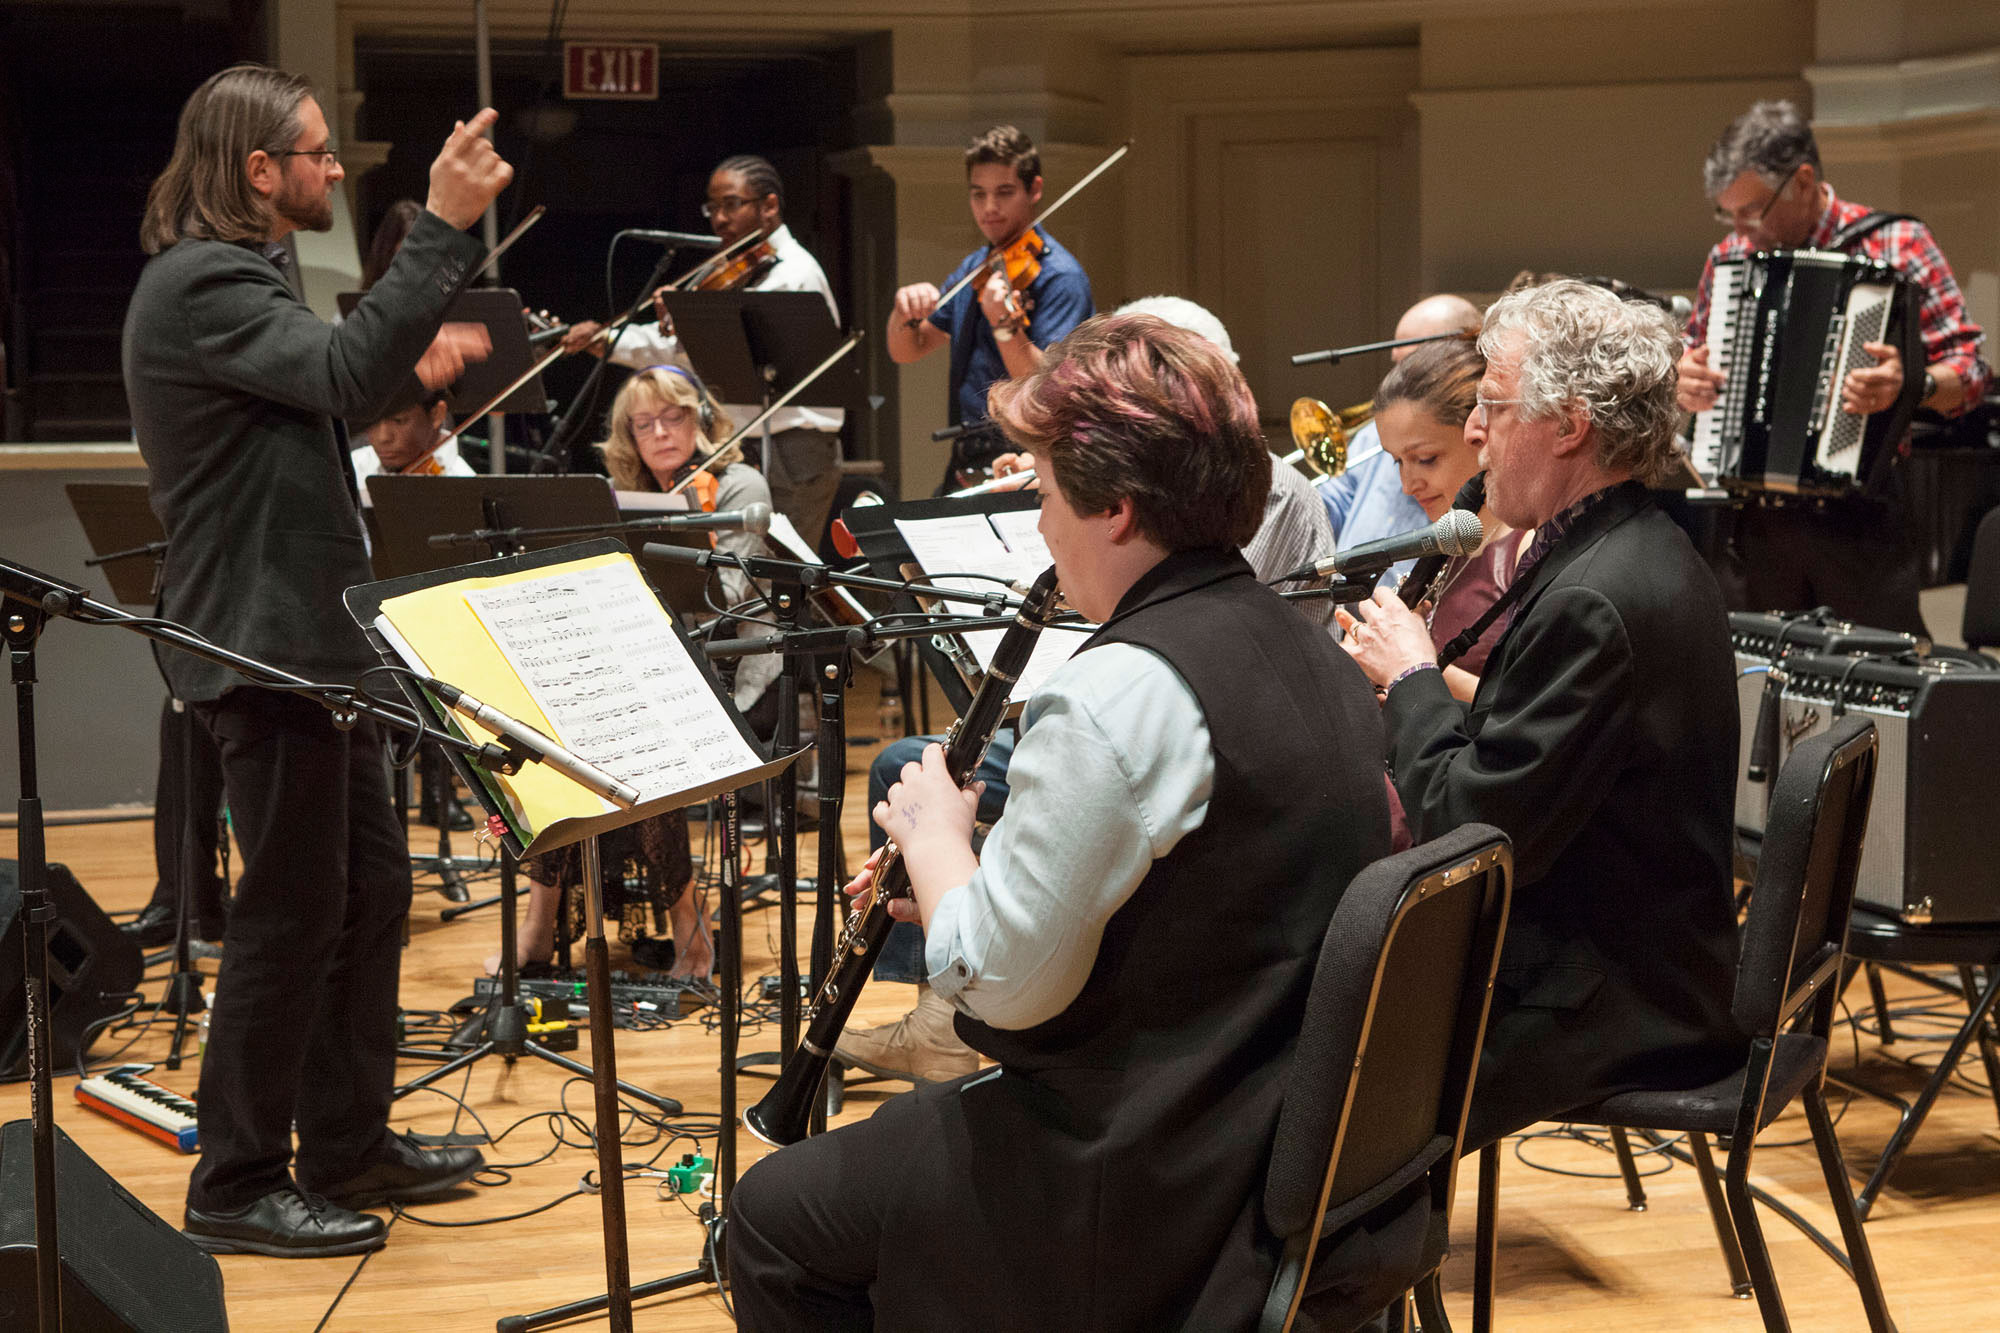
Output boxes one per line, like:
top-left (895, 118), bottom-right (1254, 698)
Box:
top-left (1686, 186), bottom-right (1990, 416)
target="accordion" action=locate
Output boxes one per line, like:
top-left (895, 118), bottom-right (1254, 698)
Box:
top-left (1687, 248), bottom-right (1923, 496)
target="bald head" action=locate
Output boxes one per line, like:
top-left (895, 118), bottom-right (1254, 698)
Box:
top-left (1392, 294), bottom-right (1482, 362)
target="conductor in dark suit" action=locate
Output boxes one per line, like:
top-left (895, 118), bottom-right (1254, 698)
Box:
top-left (1341, 279), bottom-right (1743, 1149)
top-left (123, 64), bottom-right (511, 1257)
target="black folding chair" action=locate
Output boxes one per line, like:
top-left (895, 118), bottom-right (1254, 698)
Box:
top-left (1472, 715), bottom-right (1891, 1333)
top-left (1257, 824), bottom-right (1513, 1333)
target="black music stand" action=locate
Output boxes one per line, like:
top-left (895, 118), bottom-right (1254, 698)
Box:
top-left (63, 484), bottom-right (220, 1067)
top-left (657, 289), bottom-right (866, 418)
top-left (347, 539), bottom-right (791, 1333)
top-left (839, 490), bottom-right (1044, 716)
top-left (366, 475), bottom-right (624, 915)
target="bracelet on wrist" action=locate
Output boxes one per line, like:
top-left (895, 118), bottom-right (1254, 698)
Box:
top-left (1388, 661), bottom-right (1440, 690)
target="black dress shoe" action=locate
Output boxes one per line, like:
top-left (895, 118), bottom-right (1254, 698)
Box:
top-left (306, 1131), bottom-right (485, 1209)
top-left (183, 1186), bottom-right (386, 1258)
top-left (121, 902), bottom-right (178, 949)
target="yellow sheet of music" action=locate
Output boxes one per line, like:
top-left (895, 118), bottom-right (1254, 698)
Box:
top-left (377, 552), bottom-right (636, 838)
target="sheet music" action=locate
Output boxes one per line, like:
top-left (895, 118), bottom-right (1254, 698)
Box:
top-left (894, 508), bottom-right (1084, 700)
top-left (614, 489), bottom-right (694, 513)
top-left (462, 560), bottom-right (763, 798)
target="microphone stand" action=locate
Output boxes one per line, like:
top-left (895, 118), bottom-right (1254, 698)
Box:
top-left (424, 511), bottom-right (764, 553)
top-left (530, 242), bottom-right (688, 476)
top-left (0, 557), bottom-right (548, 1333)
top-left (1290, 328), bottom-right (1468, 367)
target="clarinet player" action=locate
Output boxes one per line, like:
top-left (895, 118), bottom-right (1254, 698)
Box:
top-left (728, 312), bottom-right (1394, 1330)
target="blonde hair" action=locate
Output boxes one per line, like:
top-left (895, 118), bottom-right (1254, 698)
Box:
top-left (599, 368), bottom-right (734, 491)
top-left (141, 63), bottom-right (313, 254)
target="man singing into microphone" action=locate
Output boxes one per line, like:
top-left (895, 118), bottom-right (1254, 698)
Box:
top-left (730, 313), bottom-right (1394, 1329)
top-left (1342, 280), bottom-right (1743, 1149)
top-left (124, 64), bottom-right (508, 1256)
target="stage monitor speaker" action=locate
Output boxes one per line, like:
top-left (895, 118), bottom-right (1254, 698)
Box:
top-left (0, 860), bottom-right (145, 1077)
top-left (0, 1120), bottom-right (229, 1331)
top-left (1731, 640), bottom-right (2000, 924)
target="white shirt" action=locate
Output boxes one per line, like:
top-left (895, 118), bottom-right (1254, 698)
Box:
top-left (349, 436), bottom-right (476, 491)
top-left (925, 642), bottom-right (1214, 1030)
top-left (607, 224), bottom-right (846, 437)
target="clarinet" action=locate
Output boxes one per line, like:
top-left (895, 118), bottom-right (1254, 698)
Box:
top-left (744, 565), bottom-right (1063, 1148)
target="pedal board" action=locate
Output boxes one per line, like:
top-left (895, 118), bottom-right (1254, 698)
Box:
top-left (469, 971), bottom-right (711, 1022)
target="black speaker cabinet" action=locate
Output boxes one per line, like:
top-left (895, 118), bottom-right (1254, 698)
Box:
top-left (0, 1120), bottom-right (229, 1330)
top-left (0, 860), bottom-right (144, 1077)
top-left (1732, 644), bottom-right (2000, 923)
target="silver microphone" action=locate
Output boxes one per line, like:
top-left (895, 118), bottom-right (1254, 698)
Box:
top-left (423, 680), bottom-right (641, 809)
top-left (649, 502), bottom-right (771, 536)
top-left (1300, 508), bottom-right (1487, 581)
top-left (619, 229), bottom-right (723, 248)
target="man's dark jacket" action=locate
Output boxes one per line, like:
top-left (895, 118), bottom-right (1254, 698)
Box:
top-left (123, 211), bottom-right (480, 701)
top-left (1385, 482), bottom-right (1744, 1146)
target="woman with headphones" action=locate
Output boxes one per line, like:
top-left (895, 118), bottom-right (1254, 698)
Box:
top-left (489, 365), bottom-right (776, 982)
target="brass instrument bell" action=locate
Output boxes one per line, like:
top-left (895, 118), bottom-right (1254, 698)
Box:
top-left (1287, 397), bottom-right (1374, 477)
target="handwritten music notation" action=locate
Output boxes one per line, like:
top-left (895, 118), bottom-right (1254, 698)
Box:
top-left (463, 562), bottom-right (763, 803)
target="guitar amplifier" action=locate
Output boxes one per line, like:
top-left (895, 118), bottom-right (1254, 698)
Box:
top-left (1732, 640), bottom-right (2000, 923)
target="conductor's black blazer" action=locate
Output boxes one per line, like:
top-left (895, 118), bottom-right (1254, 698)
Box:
top-left (123, 211), bottom-right (481, 702)
top-left (1385, 481), bottom-right (1745, 1146)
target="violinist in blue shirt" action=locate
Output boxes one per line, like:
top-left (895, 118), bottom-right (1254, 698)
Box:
top-left (886, 124), bottom-right (1094, 489)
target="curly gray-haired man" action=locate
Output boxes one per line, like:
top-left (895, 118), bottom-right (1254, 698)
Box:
top-left (1341, 279), bottom-right (1746, 1149)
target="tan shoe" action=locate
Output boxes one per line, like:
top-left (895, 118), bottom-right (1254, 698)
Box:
top-left (834, 982), bottom-right (983, 1084)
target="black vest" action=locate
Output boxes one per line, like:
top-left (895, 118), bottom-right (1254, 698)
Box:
top-left (952, 546), bottom-right (1391, 1330)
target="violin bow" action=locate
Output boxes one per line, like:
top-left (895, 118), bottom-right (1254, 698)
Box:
top-left (916, 139), bottom-right (1133, 324)
top-left (401, 231), bottom-right (764, 476)
top-left (666, 330), bottom-right (866, 499)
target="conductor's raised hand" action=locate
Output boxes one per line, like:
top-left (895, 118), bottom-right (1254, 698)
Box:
top-left (415, 321), bottom-right (492, 390)
top-left (426, 108), bottom-right (514, 231)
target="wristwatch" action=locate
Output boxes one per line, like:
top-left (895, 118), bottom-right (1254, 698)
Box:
top-left (1921, 369), bottom-right (1937, 405)
top-left (992, 326), bottom-right (1016, 344)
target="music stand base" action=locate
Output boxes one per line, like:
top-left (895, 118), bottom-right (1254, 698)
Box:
top-left (498, 1203), bottom-right (725, 1333)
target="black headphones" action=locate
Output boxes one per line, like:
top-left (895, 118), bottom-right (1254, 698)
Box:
top-left (645, 364), bottom-right (716, 434)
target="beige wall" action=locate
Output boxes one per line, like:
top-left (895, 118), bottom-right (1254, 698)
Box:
top-left (301, 0), bottom-right (1995, 494)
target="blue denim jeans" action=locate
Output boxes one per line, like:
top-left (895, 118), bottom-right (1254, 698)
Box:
top-left (868, 728), bottom-right (1016, 984)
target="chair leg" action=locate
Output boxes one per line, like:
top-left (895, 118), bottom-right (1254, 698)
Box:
top-left (1607, 1126), bottom-right (1647, 1210)
top-left (1801, 1082), bottom-right (1895, 1333)
top-left (1685, 1131), bottom-right (1754, 1298)
top-left (1413, 1269), bottom-right (1454, 1333)
top-left (1473, 1143), bottom-right (1498, 1333)
top-left (1959, 966), bottom-right (2000, 1124)
top-left (1855, 961), bottom-right (2000, 1218)
top-left (1722, 1134), bottom-right (1791, 1333)
top-left (1865, 962), bottom-right (1896, 1045)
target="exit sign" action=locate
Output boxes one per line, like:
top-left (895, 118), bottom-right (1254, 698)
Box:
top-left (564, 42), bottom-right (658, 101)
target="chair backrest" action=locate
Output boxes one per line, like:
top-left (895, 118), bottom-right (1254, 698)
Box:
top-left (1732, 714), bottom-right (1878, 1040)
top-left (1963, 505), bottom-right (2000, 650)
top-left (1261, 823), bottom-right (1512, 1321)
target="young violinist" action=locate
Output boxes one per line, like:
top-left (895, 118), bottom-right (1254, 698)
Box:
top-left (564, 155), bottom-right (848, 547)
top-left (349, 390), bottom-right (475, 482)
top-left (886, 125), bottom-right (1094, 485)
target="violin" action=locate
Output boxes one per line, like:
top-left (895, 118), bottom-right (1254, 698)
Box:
top-left (676, 233), bottom-right (778, 294)
top-left (986, 230), bottom-right (1045, 332)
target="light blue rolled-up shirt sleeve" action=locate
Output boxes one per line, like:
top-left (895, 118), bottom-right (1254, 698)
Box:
top-left (924, 642), bottom-right (1212, 1030)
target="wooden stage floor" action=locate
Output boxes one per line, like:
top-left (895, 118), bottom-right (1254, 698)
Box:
top-left (5, 671), bottom-right (1998, 1330)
